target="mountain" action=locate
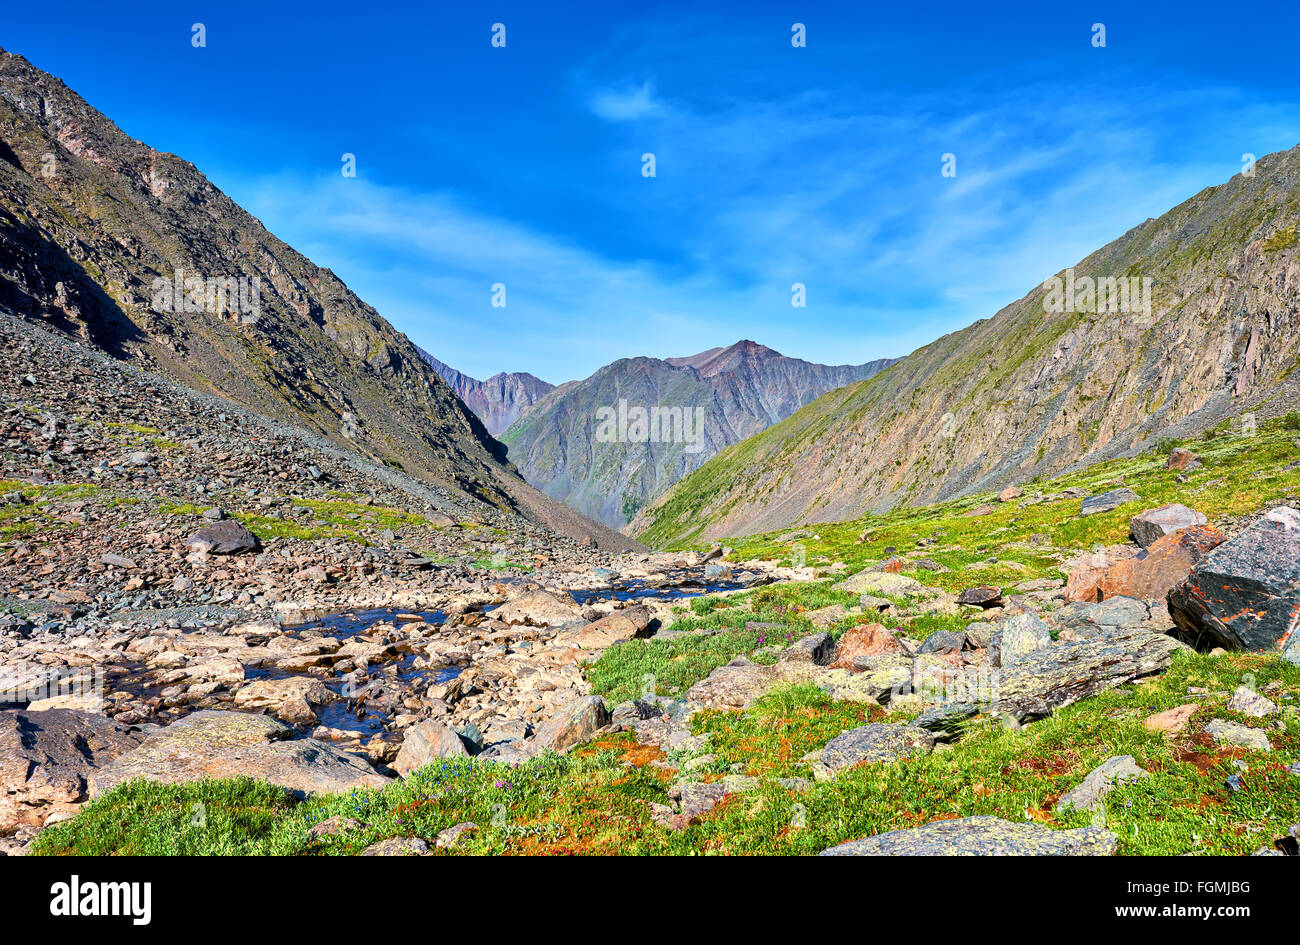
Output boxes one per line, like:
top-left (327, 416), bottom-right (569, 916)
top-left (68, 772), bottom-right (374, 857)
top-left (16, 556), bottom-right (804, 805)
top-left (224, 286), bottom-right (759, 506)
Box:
top-left (632, 145), bottom-right (1300, 546)
top-left (0, 47), bottom-right (639, 551)
top-left (500, 340), bottom-right (895, 528)
top-left (415, 348), bottom-right (554, 436)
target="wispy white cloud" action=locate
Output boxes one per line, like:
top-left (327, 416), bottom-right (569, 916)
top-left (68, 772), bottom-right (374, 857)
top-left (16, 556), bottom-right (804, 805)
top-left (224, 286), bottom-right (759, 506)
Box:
top-left (588, 81), bottom-right (667, 122)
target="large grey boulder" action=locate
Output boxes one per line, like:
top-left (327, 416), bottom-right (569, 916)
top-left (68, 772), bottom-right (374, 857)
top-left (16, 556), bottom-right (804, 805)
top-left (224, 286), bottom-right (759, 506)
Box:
top-left (91, 710), bottom-right (391, 797)
top-left (1130, 504), bottom-right (1207, 548)
top-left (187, 519), bottom-right (259, 555)
top-left (1081, 488), bottom-right (1140, 517)
top-left (1167, 507), bottom-right (1300, 661)
top-left (992, 628), bottom-right (1183, 722)
top-left (492, 589), bottom-right (582, 627)
top-left (808, 723), bottom-right (933, 779)
top-left (530, 695), bottom-right (610, 753)
top-left (0, 709), bottom-right (143, 831)
top-left (819, 816), bottom-right (1117, 855)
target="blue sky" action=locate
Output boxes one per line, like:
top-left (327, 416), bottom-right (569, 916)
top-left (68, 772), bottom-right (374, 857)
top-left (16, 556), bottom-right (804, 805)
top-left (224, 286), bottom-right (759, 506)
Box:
top-left (5, 1), bottom-right (1300, 383)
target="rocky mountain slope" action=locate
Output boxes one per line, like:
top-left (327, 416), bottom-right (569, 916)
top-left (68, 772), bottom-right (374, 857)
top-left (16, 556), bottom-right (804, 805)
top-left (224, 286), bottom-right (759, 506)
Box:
top-left (415, 348), bottom-right (554, 436)
top-left (0, 48), bottom-right (636, 552)
top-left (633, 145), bottom-right (1300, 546)
top-left (501, 340), bottom-right (894, 529)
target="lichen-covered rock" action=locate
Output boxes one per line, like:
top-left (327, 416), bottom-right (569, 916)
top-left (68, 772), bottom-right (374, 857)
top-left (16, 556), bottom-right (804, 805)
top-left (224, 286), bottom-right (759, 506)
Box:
top-left (808, 723), bottom-right (933, 779)
top-left (530, 695), bottom-right (610, 753)
top-left (992, 628), bottom-right (1183, 722)
top-left (1080, 488), bottom-right (1140, 517)
top-left (1168, 508), bottom-right (1300, 661)
top-left (1204, 719), bottom-right (1272, 751)
top-left (1055, 755), bottom-right (1148, 812)
top-left (991, 612), bottom-right (1051, 667)
top-left (685, 657), bottom-right (822, 710)
top-left (819, 816), bottom-right (1117, 855)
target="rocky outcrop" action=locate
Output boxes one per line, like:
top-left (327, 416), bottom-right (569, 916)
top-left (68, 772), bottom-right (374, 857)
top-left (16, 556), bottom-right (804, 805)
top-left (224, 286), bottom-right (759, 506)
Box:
top-left (1066, 524), bottom-right (1224, 603)
top-left (90, 710), bottom-right (392, 797)
top-left (1130, 504), bottom-right (1208, 548)
top-left (0, 709), bottom-right (143, 831)
top-left (1168, 507), bottom-right (1300, 660)
top-left (819, 816), bottom-right (1118, 856)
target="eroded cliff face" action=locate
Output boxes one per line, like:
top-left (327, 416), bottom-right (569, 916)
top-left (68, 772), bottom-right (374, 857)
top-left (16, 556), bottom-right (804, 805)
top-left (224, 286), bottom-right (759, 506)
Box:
top-left (633, 147), bottom-right (1300, 546)
top-left (499, 340), bottom-right (895, 528)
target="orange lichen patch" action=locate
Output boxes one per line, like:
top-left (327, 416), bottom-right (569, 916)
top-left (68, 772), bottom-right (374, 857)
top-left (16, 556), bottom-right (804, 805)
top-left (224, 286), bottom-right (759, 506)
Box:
top-left (1003, 752), bottom-right (1079, 778)
top-left (574, 735), bottom-right (667, 768)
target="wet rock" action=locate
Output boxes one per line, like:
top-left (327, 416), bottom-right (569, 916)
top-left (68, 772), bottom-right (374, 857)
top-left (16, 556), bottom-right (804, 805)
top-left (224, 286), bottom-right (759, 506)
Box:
top-left (819, 816), bottom-right (1117, 855)
top-left (91, 710), bottom-right (391, 797)
top-left (187, 519), bottom-right (260, 555)
top-left (1080, 488), bottom-right (1140, 517)
top-left (1168, 508), bottom-right (1300, 660)
top-left (1130, 504), bottom-right (1208, 548)
top-left (0, 709), bottom-right (144, 831)
top-left (1055, 755), bottom-right (1148, 813)
top-left (394, 720), bottom-right (470, 776)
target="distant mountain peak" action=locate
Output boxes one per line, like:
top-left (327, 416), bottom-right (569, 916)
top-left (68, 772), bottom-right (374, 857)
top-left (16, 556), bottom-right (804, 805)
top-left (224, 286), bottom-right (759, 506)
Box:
top-left (415, 347), bottom-right (555, 436)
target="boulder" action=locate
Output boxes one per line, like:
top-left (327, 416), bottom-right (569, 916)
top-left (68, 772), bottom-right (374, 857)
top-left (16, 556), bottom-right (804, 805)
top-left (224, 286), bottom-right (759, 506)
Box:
top-left (1055, 755), bottom-right (1148, 813)
top-left (919, 630), bottom-right (966, 655)
top-left (187, 519), bottom-right (260, 555)
top-left (555, 605), bottom-right (655, 650)
top-left (394, 721), bottom-right (470, 776)
top-left (1081, 488), bottom-right (1140, 516)
top-left (832, 571), bottom-right (931, 597)
top-left (819, 816), bottom-right (1117, 855)
top-left (1066, 525), bottom-right (1224, 603)
top-left (914, 701), bottom-right (980, 739)
top-left (780, 632), bottom-right (836, 665)
top-left (1144, 703), bottom-right (1198, 735)
top-left (958, 586), bottom-right (1002, 608)
top-left (1204, 719), bottom-right (1272, 752)
top-left (234, 677), bottom-right (337, 712)
top-left (492, 589), bottom-right (582, 627)
top-left (1054, 596), bottom-right (1151, 636)
top-left (1130, 504), bottom-right (1208, 548)
top-left (1167, 508), bottom-right (1300, 660)
top-left (360, 836), bottom-right (428, 856)
top-left (531, 695), bottom-right (610, 753)
top-left (685, 657), bottom-right (821, 710)
top-left (998, 486), bottom-right (1023, 502)
top-left (992, 628), bottom-right (1183, 722)
top-left (0, 709), bottom-right (144, 831)
top-left (830, 624), bottom-right (904, 667)
top-left (809, 723), bottom-right (934, 779)
top-left (1227, 686), bottom-right (1278, 718)
top-left (91, 710), bottom-right (391, 797)
top-left (990, 613), bottom-right (1051, 668)
top-left (1165, 448), bottom-right (1199, 471)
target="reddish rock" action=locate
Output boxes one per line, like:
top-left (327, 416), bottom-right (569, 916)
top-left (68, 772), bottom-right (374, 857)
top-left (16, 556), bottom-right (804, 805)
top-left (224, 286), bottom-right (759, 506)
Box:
top-left (1165, 448), bottom-right (1199, 471)
top-left (1066, 525), bottom-right (1224, 604)
top-left (830, 623), bottom-right (904, 668)
top-left (998, 486), bottom-right (1023, 502)
top-left (1143, 703), bottom-right (1198, 735)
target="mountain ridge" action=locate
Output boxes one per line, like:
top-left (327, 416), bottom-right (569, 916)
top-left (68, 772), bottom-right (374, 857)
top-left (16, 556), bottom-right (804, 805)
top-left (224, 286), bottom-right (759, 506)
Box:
top-left (415, 347), bottom-right (555, 436)
top-left (631, 144), bottom-right (1300, 546)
